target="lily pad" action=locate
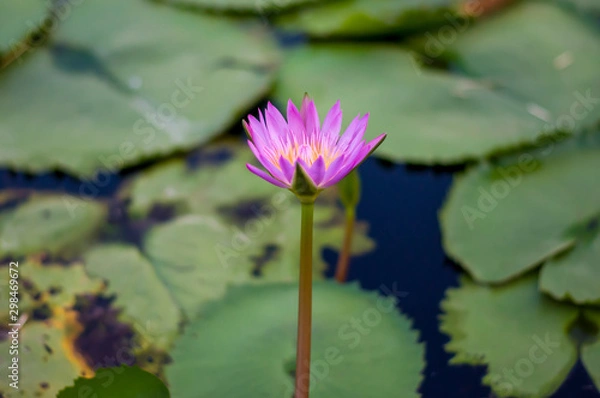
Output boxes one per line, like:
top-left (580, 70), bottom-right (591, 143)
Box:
top-left (0, 195), bottom-right (106, 258)
top-left (143, 215), bottom-right (255, 318)
top-left (448, 2), bottom-right (600, 131)
top-left (274, 44), bottom-right (549, 165)
top-left (167, 0), bottom-right (319, 13)
top-left (123, 141), bottom-right (275, 218)
top-left (539, 232), bottom-right (600, 305)
top-left (440, 275), bottom-right (580, 397)
top-left (143, 191), bottom-right (374, 319)
top-left (582, 310), bottom-right (600, 391)
top-left (0, 322), bottom-right (91, 398)
top-left (0, 0), bottom-right (48, 56)
top-left (277, 0), bottom-right (455, 38)
top-left (0, 0), bottom-right (279, 177)
top-left (58, 365), bottom-right (169, 398)
top-left (555, 0), bottom-right (600, 14)
top-left (440, 131), bottom-right (600, 283)
top-left (167, 282), bottom-right (424, 397)
top-left (17, 260), bottom-right (105, 314)
top-left (83, 244), bottom-right (182, 350)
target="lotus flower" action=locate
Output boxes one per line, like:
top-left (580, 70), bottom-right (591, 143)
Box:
top-left (244, 96), bottom-right (386, 197)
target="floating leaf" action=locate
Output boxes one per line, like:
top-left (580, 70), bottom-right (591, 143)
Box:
top-left (0, 322), bottom-right (91, 398)
top-left (440, 275), bottom-right (579, 397)
top-left (440, 132), bottom-right (600, 283)
top-left (274, 44), bottom-right (548, 165)
top-left (83, 244), bottom-right (182, 350)
top-left (0, 0), bottom-right (48, 56)
top-left (555, 0), bottom-right (600, 14)
top-left (0, 0), bottom-right (279, 177)
top-left (582, 310), bottom-right (600, 391)
top-left (277, 0), bottom-right (455, 38)
top-left (58, 365), bottom-right (169, 398)
top-left (167, 0), bottom-right (319, 13)
top-left (540, 232), bottom-right (600, 305)
top-left (0, 195), bottom-right (106, 258)
top-left (123, 141), bottom-right (274, 218)
top-left (16, 260), bottom-right (104, 314)
top-left (143, 215), bottom-right (255, 318)
top-left (448, 2), bottom-right (600, 131)
top-left (167, 282), bottom-right (423, 397)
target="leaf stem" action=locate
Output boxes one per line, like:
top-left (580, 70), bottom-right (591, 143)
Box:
top-left (295, 201), bottom-right (314, 398)
top-left (335, 206), bottom-right (355, 283)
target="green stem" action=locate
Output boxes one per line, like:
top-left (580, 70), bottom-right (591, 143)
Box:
top-left (335, 207), bottom-right (355, 283)
top-left (295, 201), bottom-right (314, 398)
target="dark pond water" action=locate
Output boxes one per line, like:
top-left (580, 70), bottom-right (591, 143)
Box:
top-left (2, 150), bottom-right (598, 397)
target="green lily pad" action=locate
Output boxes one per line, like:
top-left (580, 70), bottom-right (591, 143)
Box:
top-left (58, 365), bottom-right (169, 398)
top-left (440, 132), bottom-right (600, 283)
top-left (555, 0), bottom-right (600, 14)
top-left (582, 310), bottom-right (600, 391)
top-left (143, 191), bottom-right (374, 319)
top-left (83, 244), bottom-right (182, 350)
top-left (167, 0), bottom-right (319, 13)
top-left (277, 0), bottom-right (455, 38)
top-left (0, 0), bottom-right (279, 177)
top-left (440, 275), bottom-right (580, 397)
top-left (274, 44), bottom-right (549, 165)
top-left (0, 0), bottom-right (48, 56)
top-left (539, 232), bottom-right (600, 305)
top-left (0, 323), bottom-right (87, 398)
top-left (0, 259), bottom-right (103, 324)
top-left (18, 260), bottom-right (104, 313)
top-left (123, 141), bottom-right (275, 218)
top-left (0, 195), bottom-right (106, 258)
top-left (448, 2), bottom-right (600, 132)
top-left (143, 215), bottom-right (255, 318)
top-left (167, 282), bottom-right (423, 397)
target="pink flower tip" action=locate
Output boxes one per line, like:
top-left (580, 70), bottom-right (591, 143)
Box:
top-left (244, 96), bottom-right (386, 197)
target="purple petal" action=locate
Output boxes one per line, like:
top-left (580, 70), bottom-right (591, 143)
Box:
top-left (265, 102), bottom-right (288, 144)
top-left (300, 95), bottom-right (320, 139)
top-left (328, 133), bottom-right (387, 187)
top-left (246, 163), bottom-right (289, 188)
top-left (321, 101), bottom-right (342, 146)
top-left (278, 156), bottom-right (295, 184)
top-left (323, 162), bottom-right (357, 186)
top-left (322, 155), bottom-right (346, 183)
top-left (247, 114), bottom-right (268, 145)
top-left (286, 100), bottom-right (304, 142)
top-left (307, 156), bottom-right (327, 187)
top-left (337, 113), bottom-right (368, 151)
top-left (248, 140), bottom-right (287, 182)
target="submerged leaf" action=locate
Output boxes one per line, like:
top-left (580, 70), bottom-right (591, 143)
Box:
top-left (440, 275), bottom-right (579, 397)
top-left (167, 282), bottom-right (423, 397)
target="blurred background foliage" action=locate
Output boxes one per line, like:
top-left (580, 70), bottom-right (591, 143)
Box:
top-left (0, 0), bottom-right (599, 397)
